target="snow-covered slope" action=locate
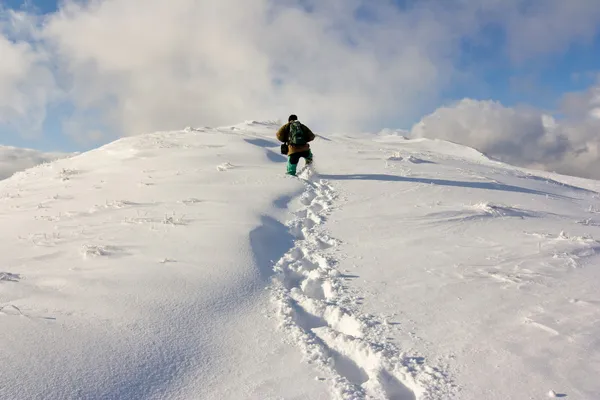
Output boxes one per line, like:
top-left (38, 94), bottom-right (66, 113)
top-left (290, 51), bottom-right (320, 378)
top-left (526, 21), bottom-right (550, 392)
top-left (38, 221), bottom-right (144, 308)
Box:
top-left (0, 145), bottom-right (72, 181)
top-left (1, 121), bottom-right (599, 399)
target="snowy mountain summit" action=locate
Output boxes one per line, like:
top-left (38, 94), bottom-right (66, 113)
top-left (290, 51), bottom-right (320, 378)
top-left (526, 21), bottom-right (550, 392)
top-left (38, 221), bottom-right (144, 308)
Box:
top-left (1, 121), bottom-right (599, 400)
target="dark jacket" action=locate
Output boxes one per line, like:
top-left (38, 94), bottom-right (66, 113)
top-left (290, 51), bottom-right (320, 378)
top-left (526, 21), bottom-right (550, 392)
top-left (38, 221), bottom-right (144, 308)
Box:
top-left (276, 121), bottom-right (316, 155)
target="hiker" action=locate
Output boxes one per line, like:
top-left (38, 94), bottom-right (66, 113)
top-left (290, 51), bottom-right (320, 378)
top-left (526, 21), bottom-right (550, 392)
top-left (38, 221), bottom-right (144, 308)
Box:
top-left (276, 114), bottom-right (316, 176)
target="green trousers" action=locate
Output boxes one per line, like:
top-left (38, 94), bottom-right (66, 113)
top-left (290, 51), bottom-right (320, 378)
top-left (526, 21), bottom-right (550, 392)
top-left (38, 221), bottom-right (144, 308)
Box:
top-left (287, 150), bottom-right (313, 175)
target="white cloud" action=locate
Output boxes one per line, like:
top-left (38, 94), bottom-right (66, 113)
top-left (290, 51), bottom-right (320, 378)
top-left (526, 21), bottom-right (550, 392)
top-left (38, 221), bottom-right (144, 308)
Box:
top-left (0, 10), bottom-right (57, 137)
top-left (39, 0), bottom-right (464, 136)
top-left (411, 92), bottom-right (600, 179)
top-left (39, 0), bottom-right (600, 137)
top-left (501, 0), bottom-right (600, 62)
top-left (411, 99), bottom-right (565, 164)
top-left (0, 0), bottom-right (598, 138)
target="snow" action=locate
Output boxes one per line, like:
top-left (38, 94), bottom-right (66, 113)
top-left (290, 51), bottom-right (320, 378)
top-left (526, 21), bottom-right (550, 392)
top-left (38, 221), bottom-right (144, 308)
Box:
top-left (2, 121), bottom-right (600, 399)
top-left (0, 145), bottom-right (73, 180)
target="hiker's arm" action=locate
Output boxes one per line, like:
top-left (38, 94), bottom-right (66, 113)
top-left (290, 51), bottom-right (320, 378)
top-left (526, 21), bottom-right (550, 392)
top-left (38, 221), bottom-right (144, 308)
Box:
top-left (304, 125), bottom-right (316, 142)
top-left (276, 124), bottom-right (289, 142)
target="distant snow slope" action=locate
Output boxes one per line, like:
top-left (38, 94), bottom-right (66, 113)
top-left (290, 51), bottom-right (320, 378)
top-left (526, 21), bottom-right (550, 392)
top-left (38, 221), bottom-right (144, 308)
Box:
top-left (1, 121), bottom-right (599, 399)
top-left (0, 145), bottom-right (72, 180)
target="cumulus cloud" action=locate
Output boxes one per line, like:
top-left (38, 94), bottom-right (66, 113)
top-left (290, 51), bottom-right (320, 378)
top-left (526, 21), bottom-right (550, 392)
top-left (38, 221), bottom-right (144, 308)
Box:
top-left (0, 11), bottom-right (57, 137)
top-left (29, 0), bottom-right (600, 137)
top-left (411, 90), bottom-right (600, 179)
top-left (39, 0), bottom-right (461, 136)
top-left (411, 99), bottom-right (565, 164)
top-left (0, 145), bottom-right (72, 180)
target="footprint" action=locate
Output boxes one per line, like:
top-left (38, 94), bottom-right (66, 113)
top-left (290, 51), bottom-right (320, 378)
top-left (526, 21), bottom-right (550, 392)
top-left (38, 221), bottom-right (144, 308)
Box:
top-left (301, 273), bottom-right (327, 300)
top-left (326, 344), bottom-right (370, 387)
top-left (280, 269), bottom-right (305, 290)
top-left (314, 236), bottom-right (336, 250)
top-left (309, 202), bottom-right (325, 213)
top-left (302, 218), bottom-right (316, 230)
top-left (314, 327), bottom-right (417, 400)
top-left (288, 223), bottom-right (306, 240)
top-left (291, 303), bottom-right (370, 389)
top-left (290, 247), bottom-right (304, 261)
top-left (300, 191), bottom-right (318, 205)
top-left (377, 369), bottom-right (418, 400)
top-left (307, 210), bottom-right (323, 225)
top-left (290, 299), bottom-right (328, 331)
top-left (294, 297), bottom-right (364, 338)
top-left (295, 209), bottom-right (308, 219)
top-left (301, 258), bottom-right (319, 271)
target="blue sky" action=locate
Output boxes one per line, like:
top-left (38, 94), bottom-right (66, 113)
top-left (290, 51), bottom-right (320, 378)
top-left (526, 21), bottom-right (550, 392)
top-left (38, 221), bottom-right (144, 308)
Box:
top-left (4, 0), bottom-right (58, 14)
top-left (1, 0), bottom-right (600, 153)
top-left (456, 30), bottom-right (600, 110)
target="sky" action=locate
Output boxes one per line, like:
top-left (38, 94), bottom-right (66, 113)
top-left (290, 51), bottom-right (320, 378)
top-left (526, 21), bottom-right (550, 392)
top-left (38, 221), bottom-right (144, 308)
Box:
top-left (1, 0), bottom-right (600, 178)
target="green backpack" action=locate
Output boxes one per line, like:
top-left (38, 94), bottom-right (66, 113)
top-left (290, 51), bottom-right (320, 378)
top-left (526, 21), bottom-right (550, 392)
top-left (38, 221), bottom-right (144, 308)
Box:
top-left (289, 121), bottom-right (307, 145)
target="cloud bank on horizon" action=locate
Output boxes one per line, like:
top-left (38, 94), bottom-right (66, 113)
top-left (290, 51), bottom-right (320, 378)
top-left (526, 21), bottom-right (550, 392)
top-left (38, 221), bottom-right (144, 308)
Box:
top-left (0, 145), bottom-right (72, 180)
top-left (1, 0), bottom-right (600, 178)
top-left (411, 88), bottom-right (600, 180)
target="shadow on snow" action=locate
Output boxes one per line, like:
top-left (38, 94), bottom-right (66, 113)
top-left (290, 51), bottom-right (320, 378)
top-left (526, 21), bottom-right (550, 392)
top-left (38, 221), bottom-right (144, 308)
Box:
top-left (318, 174), bottom-right (571, 198)
top-left (266, 149), bottom-right (286, 163)
top-left (249, 215), bottom-right (295, 280)
top-left (244, 138), bottom-right (279, 148)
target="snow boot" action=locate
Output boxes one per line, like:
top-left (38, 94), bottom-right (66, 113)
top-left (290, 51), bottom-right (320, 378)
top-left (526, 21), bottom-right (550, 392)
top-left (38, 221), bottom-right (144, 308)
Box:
top-left (286, 159), bottom-right (297, 176)
top-left (306, 151), bottom-right (313, 165)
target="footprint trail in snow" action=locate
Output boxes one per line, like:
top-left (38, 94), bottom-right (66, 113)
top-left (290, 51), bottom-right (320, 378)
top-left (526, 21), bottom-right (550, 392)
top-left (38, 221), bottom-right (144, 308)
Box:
top-left (268, 167), bottom-right (454, 400)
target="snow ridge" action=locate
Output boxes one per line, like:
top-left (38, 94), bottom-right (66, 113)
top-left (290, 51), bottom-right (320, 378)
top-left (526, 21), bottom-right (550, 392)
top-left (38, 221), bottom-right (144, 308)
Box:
top-left (269, 167), bottom-right (454, 399)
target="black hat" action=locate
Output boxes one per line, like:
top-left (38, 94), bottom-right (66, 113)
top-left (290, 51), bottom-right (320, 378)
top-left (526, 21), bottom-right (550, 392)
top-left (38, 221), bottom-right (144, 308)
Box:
top-left (288, 114), bottom-right (298, 122)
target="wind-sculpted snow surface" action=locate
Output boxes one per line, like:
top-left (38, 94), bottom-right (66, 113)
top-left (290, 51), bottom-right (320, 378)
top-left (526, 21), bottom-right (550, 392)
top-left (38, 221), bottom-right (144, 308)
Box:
top-left (0, 124), bottom-right (331, 399)
top-left (316, 132), bottom-right (600, 399)
top-left (2, 121), bottom-right (600, 399)
top-left (0, 145), bottom-right (73, 181)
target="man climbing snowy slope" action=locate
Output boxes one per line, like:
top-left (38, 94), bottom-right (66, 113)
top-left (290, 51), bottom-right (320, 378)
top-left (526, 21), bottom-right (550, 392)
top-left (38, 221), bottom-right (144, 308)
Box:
top-left (276, 114), bottom-right (316, 176)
